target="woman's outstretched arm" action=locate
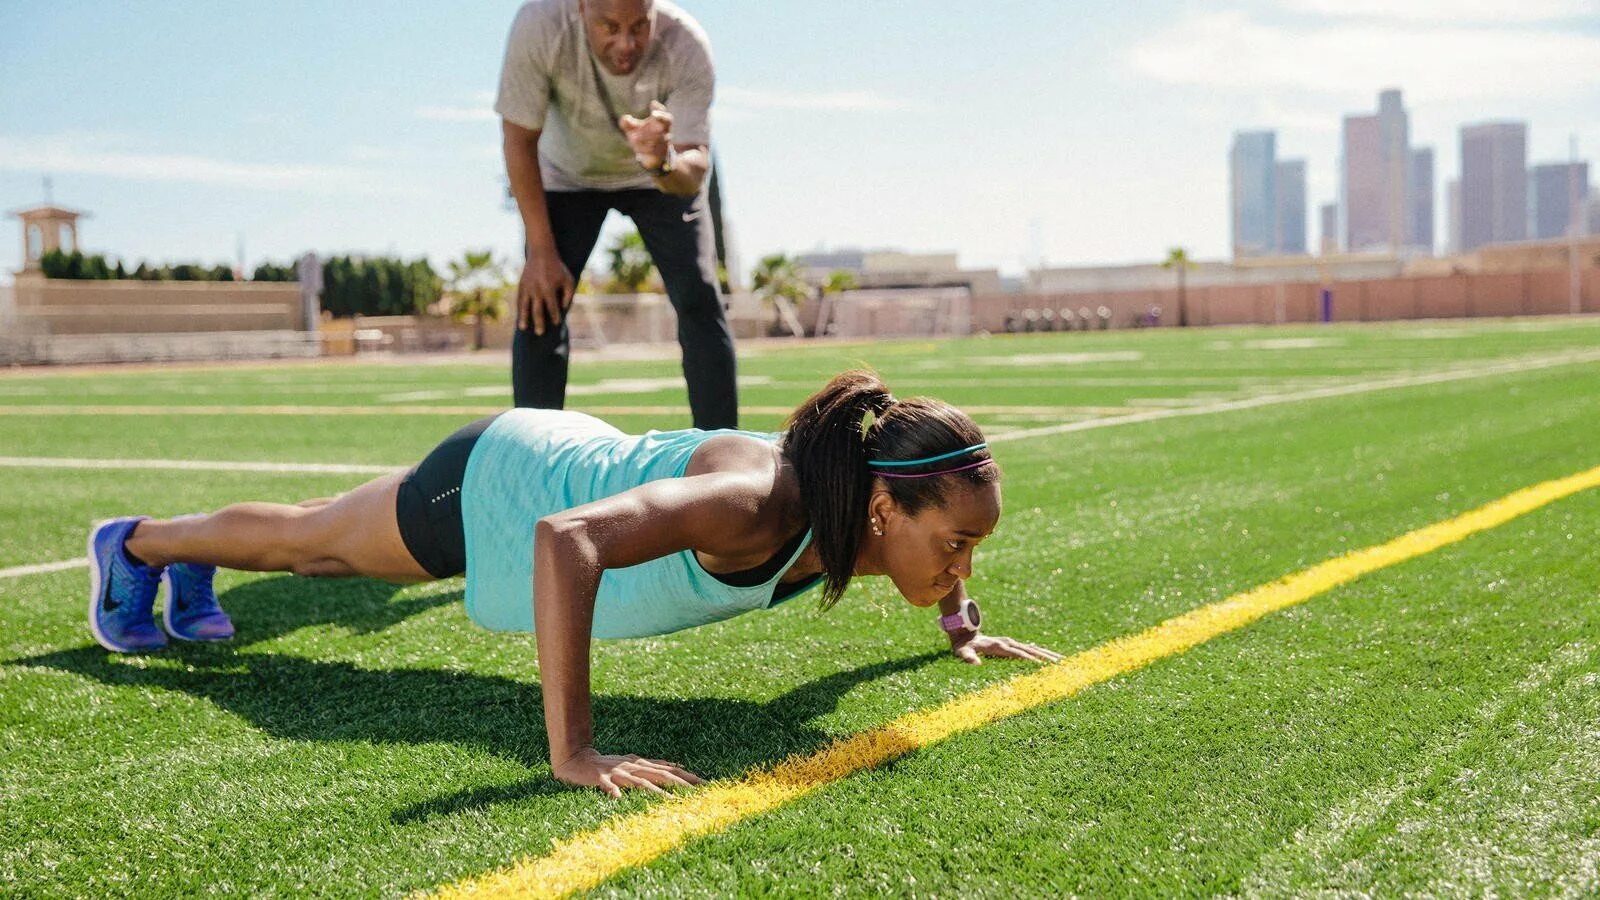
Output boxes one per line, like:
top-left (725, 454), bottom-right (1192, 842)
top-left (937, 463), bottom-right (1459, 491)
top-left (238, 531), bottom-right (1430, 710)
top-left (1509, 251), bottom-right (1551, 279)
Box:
top-left (532, 470), bottom-right (784, 797)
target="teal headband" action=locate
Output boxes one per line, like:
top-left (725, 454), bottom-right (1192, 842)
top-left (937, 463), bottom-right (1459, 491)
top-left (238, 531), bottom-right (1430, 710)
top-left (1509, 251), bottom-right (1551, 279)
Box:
top-left (868, 442), bottom-right (988, 468)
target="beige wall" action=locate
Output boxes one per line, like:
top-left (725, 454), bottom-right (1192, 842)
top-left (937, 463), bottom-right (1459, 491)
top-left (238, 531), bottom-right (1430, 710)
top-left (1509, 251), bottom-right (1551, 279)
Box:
top-left (9, 277), bottom-right (303, 335)
top-left (975, 266), bottom-right (1600, 331)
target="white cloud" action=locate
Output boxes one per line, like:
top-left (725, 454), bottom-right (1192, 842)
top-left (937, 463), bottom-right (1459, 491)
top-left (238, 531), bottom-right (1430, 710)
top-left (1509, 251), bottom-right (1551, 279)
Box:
top-left (0, 134), bottom-right (429, 197)
top-left (1128, 11), bottom-right (1600, 102)
top-left (718, 86), bottom-right (917, 112)
top-left (1283, 0), bottom-right (1595, 22)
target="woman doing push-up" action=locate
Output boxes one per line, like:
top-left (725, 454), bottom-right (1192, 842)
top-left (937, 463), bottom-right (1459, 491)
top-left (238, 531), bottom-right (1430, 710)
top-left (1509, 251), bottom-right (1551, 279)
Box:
top-left (85, 370), bottom-right (1062, 796)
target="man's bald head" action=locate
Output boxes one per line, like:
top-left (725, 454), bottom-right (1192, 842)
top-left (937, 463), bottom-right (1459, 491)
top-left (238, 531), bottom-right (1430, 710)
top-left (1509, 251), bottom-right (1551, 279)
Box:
top-left (579, 0), bottom-right (656, 75)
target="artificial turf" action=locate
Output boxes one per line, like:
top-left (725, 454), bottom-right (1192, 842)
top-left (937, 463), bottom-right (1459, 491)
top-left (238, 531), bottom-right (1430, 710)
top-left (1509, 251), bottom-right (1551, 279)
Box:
top-left (2, 317), bottom-right (1598, 896)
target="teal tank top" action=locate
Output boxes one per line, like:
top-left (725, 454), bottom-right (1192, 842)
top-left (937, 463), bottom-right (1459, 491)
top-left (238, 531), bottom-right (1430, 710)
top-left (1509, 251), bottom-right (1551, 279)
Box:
top-left (459, 409), bottom-right (823, 639)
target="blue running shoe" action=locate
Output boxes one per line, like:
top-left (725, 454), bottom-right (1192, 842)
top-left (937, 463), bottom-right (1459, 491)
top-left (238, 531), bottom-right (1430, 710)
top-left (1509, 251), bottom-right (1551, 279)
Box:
top-left (88, 517), bottom-right (167, 653)
top-left (162, 561), bottom-right (234, 642)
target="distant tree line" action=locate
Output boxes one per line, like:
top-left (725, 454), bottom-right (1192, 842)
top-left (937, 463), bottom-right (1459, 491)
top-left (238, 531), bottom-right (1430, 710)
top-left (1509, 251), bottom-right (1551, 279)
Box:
top-left (257, 256), bottom-right (443, 318)
top-left (40, 250), bottom-right (237, 282)
top-left (39, 250), bottom-right (442, 318)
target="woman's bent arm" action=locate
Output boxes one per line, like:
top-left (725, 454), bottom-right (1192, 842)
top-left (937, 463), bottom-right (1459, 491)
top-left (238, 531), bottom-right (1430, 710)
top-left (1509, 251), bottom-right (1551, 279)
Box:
top-left (533, 516), bottom-right (603, 769)
top-left (530, 471), bottom-right (780, 795)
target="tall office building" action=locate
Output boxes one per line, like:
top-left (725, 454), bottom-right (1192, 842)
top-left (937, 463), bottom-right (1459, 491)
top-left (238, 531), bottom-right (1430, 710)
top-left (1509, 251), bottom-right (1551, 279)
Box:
top-left (1408, 148), bottom-right (1434, 254)
top-left (1446, 179), bottom-right (1462, 254)
top-left (1319, 202), bottom-right (1339, 255)
top-left (1275, 159), bottom-right (1307, 254)
top-left (1342, 89), bottom-right (1411, 252)
top-left (1230, 130), bottom-right (1277, 258)
top-left (1528, 162), bottom-right (1589, 240)
top-left (1459, 121), bottom-right (1527, 251)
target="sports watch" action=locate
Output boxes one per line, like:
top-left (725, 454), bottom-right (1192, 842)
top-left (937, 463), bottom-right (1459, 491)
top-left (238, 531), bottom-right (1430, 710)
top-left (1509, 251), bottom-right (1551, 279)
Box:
top-left (939, 598), bottom-right (981, 634)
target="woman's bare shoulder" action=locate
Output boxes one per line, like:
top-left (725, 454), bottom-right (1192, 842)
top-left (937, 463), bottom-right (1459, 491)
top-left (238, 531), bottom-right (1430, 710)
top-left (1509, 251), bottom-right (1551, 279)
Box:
top-left (684, 434), bottom-right (805, 542)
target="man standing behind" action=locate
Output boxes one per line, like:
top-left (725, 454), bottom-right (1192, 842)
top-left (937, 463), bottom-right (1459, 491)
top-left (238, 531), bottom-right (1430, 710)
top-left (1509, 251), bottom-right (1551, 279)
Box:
top-left (497, 0), bottom-right (737, 429)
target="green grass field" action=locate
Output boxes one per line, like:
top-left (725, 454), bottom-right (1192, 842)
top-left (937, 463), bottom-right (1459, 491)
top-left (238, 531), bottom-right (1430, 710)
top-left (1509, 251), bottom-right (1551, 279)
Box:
top-left (4, 317), bottom-right (1600, 897)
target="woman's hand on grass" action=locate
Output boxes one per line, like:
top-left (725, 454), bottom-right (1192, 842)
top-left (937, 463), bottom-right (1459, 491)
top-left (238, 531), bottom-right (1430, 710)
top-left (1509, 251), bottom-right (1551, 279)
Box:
top-left (552, 746), bottom-right (705, 798)
top-left (949, 630), bottom-right (1064, 666)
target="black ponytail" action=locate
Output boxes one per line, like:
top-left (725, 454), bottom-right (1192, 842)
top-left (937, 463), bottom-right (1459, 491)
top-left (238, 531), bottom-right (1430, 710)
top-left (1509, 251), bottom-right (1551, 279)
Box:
top-left (781, 370), bottom-right (999, 610)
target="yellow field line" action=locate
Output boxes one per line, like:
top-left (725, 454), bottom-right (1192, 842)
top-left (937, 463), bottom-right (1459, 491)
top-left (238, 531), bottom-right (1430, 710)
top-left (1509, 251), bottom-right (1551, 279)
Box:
top-left (431, 462), bottom-right (1600, 899)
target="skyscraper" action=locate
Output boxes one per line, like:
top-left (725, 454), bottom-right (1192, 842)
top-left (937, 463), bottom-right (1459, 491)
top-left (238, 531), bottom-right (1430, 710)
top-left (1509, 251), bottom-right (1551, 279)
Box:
top-left (1342, 89), bottom-right (1411, 252)
top-left (1319, 202), bottom-right (1339, 255)
top-left (1230, 130), bottom-right (1277, 258)
top-left (1447, 179), bottom-right (1462, 254)
top-left (1460, 121), bottom-right (1527, 251)
top-left (1275, 159), bottom-right (1307, 255)
top-left (1409, 148), bottom-right (1434, 254)
top-left (1528, 162), bottom-right (1589, 240)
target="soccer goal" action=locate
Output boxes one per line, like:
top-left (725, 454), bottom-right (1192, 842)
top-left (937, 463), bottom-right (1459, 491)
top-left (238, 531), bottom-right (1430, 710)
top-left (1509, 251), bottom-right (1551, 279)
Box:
top-left (817, 287), bottom-right (972, 339)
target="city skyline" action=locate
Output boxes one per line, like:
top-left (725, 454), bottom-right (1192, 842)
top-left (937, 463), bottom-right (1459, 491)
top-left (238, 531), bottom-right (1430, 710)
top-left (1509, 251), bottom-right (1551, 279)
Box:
top-left (1233, 87), bottom-right (1592, 260)
top-left (4, 2), bottom-right (1599, 282)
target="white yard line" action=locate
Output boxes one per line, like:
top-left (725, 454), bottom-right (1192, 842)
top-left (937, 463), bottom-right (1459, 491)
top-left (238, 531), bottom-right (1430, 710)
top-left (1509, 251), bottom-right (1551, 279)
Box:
top-left (986, 348), bottom-right (1600, 445)
top-left (0, 559), bottom-right (88, 579)
top-left (0, 457), bottom-right (399, 475)
top-left (2, 347), bottom-right (1597, 582)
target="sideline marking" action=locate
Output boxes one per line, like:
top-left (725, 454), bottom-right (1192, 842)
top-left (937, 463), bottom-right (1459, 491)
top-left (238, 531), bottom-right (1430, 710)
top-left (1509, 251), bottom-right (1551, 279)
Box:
top-left (0, 456), bottom-right (397, 475)
top-left (431, 462), bottom-right (1600, 899)
top-left (987, 348), bottom-right (1600, 444)
top-left (1, 349), bottom-right (1595, 476)
top-left (0, 559), bottom-right (87, 579)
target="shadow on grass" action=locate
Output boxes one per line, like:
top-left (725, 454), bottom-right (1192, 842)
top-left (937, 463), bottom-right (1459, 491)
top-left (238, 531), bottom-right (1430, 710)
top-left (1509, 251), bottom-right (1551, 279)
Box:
top-left (209, 574), bottom-right (462, 648)
top-left (11, 578), bottom-right (945, 822)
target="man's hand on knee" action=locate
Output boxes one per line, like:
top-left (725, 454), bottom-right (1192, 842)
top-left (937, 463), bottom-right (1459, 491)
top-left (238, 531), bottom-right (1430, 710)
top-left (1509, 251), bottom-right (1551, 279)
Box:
top-left (520, 250), bottom-right (575, 336)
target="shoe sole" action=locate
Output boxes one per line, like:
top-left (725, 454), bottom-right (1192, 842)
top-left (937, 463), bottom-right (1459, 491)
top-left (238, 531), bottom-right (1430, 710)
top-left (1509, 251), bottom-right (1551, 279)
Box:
top-left (86, 518), bottom-right (152, 654)
top-left (159, 568), bottom-right (233, 643)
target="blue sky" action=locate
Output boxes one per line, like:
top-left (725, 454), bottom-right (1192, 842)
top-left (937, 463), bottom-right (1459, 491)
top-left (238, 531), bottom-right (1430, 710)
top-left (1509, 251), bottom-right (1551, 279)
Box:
top-left (3, 0), bottom-right (1597, 284)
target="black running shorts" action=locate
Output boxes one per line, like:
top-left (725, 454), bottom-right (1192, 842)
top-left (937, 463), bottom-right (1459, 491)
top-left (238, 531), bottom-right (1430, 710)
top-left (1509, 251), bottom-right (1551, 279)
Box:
top-left (394, 415), bottom-right (500, 579)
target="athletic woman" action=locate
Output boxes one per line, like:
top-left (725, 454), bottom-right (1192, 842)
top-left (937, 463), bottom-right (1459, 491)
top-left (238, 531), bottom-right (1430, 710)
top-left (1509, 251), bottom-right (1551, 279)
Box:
top-left (86, 370), bottom-right (1062, 796)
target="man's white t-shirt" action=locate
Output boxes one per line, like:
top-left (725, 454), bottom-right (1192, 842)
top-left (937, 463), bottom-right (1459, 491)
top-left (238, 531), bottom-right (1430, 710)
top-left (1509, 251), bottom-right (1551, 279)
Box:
top-left (495, 0), bottom-right (714, 191)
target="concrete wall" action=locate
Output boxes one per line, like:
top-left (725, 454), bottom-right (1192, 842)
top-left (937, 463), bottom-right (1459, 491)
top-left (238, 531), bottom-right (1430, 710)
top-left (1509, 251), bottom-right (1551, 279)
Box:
top-left (8, 277), bottom-right (303, 335)
top-left (975, 266), bottom-right (1600, 331)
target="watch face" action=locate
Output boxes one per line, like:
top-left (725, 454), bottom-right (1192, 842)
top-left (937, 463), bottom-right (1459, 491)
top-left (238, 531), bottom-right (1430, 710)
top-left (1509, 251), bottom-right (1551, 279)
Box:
top-left (966, 600), bottom-right (981, 629)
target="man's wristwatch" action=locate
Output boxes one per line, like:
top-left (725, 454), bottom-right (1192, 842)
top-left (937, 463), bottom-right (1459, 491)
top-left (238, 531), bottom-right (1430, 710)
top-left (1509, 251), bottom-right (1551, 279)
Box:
top-left (939, 598), bottom-right (981, 635)
top-left (642, 146), bottom-right (677, 178)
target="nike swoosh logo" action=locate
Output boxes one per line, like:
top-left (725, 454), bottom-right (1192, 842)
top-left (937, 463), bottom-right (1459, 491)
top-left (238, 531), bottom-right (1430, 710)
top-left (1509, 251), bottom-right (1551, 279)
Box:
top-left (682, 209), bottom-right (703, 222)
top-left (100, 566), bottom-right (117, 612)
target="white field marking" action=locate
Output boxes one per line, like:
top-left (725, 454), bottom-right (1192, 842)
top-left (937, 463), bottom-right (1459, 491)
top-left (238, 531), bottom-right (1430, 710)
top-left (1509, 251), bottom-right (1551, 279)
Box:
top-left (0, 403), bottom-right (1143, 419)
top-left (962, 351), bottom-right (1145, 367)
top-left (1239, 643), bottom-right (1598, 896)
top-left (0, 348), bottom-right (1594, 474)
top-left (987, 348), bottom-right (1600, 445)
top-left (378, 376), bottom-right (774, 404)
top-left (0, 558), bottom-right (88, 580)
top-left (1210, 337), bottom-right (1347, 351)
top-left (0, 456), bottom-right (399, 475)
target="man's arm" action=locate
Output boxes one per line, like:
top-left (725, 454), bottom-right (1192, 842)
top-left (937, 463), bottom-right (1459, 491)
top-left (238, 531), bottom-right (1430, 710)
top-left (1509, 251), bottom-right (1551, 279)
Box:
top-left (503, 120), bottom-right (575, 336)
top-left (649, 143), bottom-right (709, 197)
top-left (619, 101), bottom-right (708, 197)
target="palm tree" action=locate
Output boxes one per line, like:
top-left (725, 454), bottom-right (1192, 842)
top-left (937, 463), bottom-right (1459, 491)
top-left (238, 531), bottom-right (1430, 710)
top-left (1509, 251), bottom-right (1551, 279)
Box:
top-left (606, 230), bottom-right (656, 293)
top-left (1160, 246), bottom-right (1196, 327)
top-left (444, 250), bottom-right (509, 350)
top-left (822, 269), bottom-right (858, 295)
top-left (750, 253), bottom-right (811, 336)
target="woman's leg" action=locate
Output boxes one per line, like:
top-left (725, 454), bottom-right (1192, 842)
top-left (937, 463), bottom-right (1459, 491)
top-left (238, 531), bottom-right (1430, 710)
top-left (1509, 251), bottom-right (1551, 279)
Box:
top-left (124, 471), bottom-right (433, 583)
